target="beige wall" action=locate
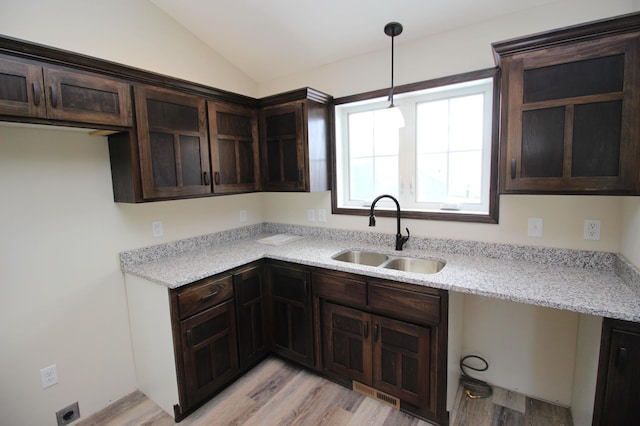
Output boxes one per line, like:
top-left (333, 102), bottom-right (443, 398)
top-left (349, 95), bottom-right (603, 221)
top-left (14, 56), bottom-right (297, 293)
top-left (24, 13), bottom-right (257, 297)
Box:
top-left (1, 0), bottom-right (639, 424)
top-left (0, 0), bottom-right (258, 97)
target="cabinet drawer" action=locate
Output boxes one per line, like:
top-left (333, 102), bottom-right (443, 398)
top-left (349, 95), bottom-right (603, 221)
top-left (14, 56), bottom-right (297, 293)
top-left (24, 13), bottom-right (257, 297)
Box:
top-left (312, 272), bottom-right (366, 307)
top-left (368, 282), bottom-right (440, 325)
top-left (178, 275), bottom-right (233, 319)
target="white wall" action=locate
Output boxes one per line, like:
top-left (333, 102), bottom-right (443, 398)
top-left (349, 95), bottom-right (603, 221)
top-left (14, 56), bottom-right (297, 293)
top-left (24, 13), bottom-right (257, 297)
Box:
top-left (0, 125), bottom-right (264, 425)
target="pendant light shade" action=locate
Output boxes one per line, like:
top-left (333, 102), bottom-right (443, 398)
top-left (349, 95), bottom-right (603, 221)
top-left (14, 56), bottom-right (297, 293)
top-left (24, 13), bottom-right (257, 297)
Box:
top-left (384, 22), bottom-right (405, 128)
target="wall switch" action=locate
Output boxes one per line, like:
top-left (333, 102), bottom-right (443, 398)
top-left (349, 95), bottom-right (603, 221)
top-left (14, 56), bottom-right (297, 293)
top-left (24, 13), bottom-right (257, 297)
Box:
top-left (41, 364), bottom-right (58, 389)
top-left (307, 209), bottom-right (315, 222)
top-left (239, 210), bottom-right (247, 223)
top-left (317, 209), bottom-right (326, 222)
top-left (527, 218), bottom-right (543, 237)
top-left (152, 221), bottom-right (163, 237)
top-left (584, 219), bottom-right (601, 240)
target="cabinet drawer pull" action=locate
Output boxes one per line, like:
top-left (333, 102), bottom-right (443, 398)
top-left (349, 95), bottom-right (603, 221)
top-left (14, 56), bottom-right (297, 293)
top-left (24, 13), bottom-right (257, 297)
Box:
top-left (617, 346), bottom-right (628, 371)
top-left (186, 330), bottom-right (193, 348)
top-left (214, 171), bottom-right (220, 185)
top-left (363, 322), bottom-right (369, 339)
top-left (50, 85), bottom-right (58, 108)
top-left (200, 291), bottom-right (219, 303)
top-left (33, 81), bottom-right (41, 106)
top-left (510, 158), bottom-right (516, 179)
top-left (373, 324), bottom-right (379, 341)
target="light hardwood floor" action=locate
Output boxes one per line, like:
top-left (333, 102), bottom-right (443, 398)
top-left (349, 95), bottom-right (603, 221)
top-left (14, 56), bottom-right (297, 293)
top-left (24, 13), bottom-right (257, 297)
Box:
top-left (78, 357), bottom-right (572, 426)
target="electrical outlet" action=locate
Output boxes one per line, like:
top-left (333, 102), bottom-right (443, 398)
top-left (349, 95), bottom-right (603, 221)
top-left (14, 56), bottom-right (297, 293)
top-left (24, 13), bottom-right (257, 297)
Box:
top-left (317, 209), bottom-right (326, 222)
top-left (307, 209), bottom-right (315, 222)
top-left (527, 218), bottom-right (543, 237)
top-left (584, 219), bottom-right (601, 240)
top-left (41, 364), bottom-right (58, 389)
top-left (239, 210), bottom-right (247, 223)
top-left (56, 401), bottom-right (80, 426)
top-left (152, 221), bottom-right (163, 237)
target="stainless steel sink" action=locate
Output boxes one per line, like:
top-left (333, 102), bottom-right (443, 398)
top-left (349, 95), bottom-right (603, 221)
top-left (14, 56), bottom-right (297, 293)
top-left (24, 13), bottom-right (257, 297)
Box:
top-left (332, 250), bottom-right (445, 274)
top-left (332, 250), bottom-right (389, 266)
top-left (381, 257), bottom-right (445, 274)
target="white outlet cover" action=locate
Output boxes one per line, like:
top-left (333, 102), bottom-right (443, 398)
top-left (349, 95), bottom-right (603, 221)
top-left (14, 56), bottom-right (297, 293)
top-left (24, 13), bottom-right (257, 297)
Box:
top-left (41, 364), bottom-right (58, 389)
top-left (317, 209), bottom-right (326, 222)
top-left (240, 210), bottom-right (247, 223)
top-left (584, 219), bottom-right (601, 241)
top-left (152, 221), bottom-right (163, 237)
top-left (527, 218), bottom-right (543, 237)
top-left (307, 209), bottom-right (315, 222)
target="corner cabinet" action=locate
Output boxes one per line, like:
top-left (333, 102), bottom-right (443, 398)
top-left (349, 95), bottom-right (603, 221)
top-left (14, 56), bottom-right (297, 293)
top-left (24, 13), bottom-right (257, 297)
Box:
top-left (259, 88), bottom-right (331, 192)
top-left (593, 318), bottom-right (640, 425)
top-left (267, 261), bottom-right (315, 368)
top-left (493, 15), bottom-right (640, 194)
top-left (0, 54), bottom-right (132, 128)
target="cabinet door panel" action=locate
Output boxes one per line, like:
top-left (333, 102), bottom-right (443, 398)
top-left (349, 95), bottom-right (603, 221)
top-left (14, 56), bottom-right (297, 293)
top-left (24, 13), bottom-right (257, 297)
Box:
top-left (181, 299), bottom-right (239, 407)
top-left (521, 107), bottom-right (565, 178)
top-left (373, 315), bottom-right (430, 408)
top-left (600, 328), bottom-right (640, 425)
top-left (235, 265), bottom-right (269, 369)
top-left (208, 101), bottom-right (260, 193)
top-left (572, 101), bottom-right (621, 177)
top-left (322, 302), bottom-right (371, 384)
top-left (268, 264), bottom-right (313, 367)
top-left (135, 86), bottom-right (210, 199)
top-left (0, 56), bottom-right (46, 118)
top-left (44, 67), bottom-right (132, 126)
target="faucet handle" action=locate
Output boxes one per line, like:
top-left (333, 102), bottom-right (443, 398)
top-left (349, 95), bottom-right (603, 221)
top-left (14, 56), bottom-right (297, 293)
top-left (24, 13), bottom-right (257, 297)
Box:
top-left (405, 227), bottom-right (410, 240)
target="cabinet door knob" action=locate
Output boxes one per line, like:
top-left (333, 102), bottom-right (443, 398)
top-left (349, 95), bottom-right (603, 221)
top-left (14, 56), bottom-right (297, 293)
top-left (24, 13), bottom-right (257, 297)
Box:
top-left (203, 171), bottom-right (210, 186)
top-left (50, 85), bottom-right (58, 108)
top-left (617, 346), bottom-right (628, 371)
top-left (186, 330), bottom-right (193, 348)
top-left (363, 322), bottom-right (369, 339)
top-left (214, 171), bottom-right (220, 185)
top-left (511, 158), bottom-right (516, 179)
top-left (33, 81), bottom-right (41, 106)
top-left (373, 325), bottom-right (379, 341)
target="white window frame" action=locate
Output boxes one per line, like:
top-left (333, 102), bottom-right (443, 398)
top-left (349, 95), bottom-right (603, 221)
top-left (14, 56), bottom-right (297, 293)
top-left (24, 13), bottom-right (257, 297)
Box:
top-left (332, 69), bottom-right (500, 223)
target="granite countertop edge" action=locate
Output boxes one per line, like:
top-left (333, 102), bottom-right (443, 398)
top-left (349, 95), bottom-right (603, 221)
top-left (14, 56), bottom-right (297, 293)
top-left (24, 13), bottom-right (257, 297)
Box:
top-left (120, 223), bottom-right (640, 323)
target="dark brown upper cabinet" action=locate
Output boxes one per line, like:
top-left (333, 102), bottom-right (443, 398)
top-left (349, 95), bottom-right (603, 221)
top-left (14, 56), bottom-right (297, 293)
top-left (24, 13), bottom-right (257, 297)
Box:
top-left (133, 85), bottom-right (211, 200)
top-left (0, 54), bottom-right (132, 128)
top-left (259, 88), bottom-right (331, 192)
top-left (493, 14), bottom-right (640, 194)
top-left (208, 101), bottom-right (261, 193)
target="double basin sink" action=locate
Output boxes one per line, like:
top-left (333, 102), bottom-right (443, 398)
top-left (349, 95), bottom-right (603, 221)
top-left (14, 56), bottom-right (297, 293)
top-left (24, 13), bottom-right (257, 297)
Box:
top-left (332, 250), bottom-right (445, 274)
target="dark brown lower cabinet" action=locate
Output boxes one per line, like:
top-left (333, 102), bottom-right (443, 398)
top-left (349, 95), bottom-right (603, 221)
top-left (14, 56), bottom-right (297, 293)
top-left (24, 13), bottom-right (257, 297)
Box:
top-left (234, 263), bottom-right (269, 369)
top-left (593, 318), bottom-right (640, 425)
top-left (315, 270), bottom-right (447, 425)
top-left (179, 299), bottom-right (239, 408)
top-left (322, 302), bottom-right (431, 409)
top-left (268, 262), bottom-right (314, 368)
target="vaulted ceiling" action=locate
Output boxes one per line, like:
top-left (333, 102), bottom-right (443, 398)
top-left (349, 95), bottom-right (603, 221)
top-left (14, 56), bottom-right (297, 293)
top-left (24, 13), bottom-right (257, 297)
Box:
top-left (150, 0), bottom-right (558, 83)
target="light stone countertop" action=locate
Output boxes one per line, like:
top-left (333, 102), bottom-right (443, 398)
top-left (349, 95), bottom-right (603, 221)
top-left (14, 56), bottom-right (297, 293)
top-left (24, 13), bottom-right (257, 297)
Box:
top-left (120, 224), bottom-right (640, 323)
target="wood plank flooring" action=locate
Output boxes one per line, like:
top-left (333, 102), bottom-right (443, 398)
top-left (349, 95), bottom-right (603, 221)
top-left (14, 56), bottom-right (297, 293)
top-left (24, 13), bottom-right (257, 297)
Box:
top-left (78, 357), bottom-right (572, 426)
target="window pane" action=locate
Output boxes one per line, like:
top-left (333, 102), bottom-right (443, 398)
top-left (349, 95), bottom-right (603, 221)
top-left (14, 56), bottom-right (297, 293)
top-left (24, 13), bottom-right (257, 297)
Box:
top-left (417, 153), bottom-right (447, 202)
top-left (350, 158), bottom-right (373, 201)
top-left (417, 100), bottom-right (449, 154)
top-left (349, 111), bottom-right (374, 158)
top-left (373, 110), bottom-right (400, 156)
top-left (375, 156), bottom-right (398, 196)
top-left (449, 151), bottom-right (482, 203)
top-left (450, 94), bottom-right (484, 152)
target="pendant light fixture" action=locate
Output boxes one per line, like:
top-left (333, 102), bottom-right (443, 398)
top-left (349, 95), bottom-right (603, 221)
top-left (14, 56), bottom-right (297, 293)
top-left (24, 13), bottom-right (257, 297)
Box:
top-left (383, 21), bottom-right (405, 128)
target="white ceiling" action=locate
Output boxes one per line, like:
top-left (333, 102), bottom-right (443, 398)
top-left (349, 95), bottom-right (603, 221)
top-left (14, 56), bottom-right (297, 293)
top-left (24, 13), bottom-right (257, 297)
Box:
top-left (150, 0), bottom-right (557, 83)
